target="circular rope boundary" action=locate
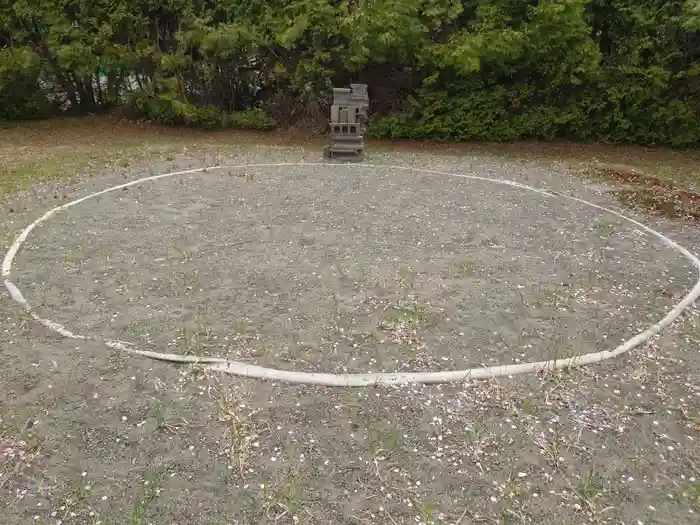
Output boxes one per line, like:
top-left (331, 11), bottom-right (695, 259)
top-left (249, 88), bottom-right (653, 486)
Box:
top-left (3, 162), bottom-right (700, 387)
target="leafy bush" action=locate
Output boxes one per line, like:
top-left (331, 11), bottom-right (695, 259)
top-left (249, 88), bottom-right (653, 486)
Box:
top-left (127, 92), bottom-right (220, 128)
top-left (0, 47), bottom-right (47, 120)
top-left (224, 108), bottom-right (276, 131)
top-left (369, 90), bottom-right (700, 148)
top-left (131, 92), bottom-right (275, 130)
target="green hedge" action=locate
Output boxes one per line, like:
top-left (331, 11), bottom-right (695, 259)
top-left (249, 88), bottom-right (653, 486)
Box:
top-left (1, 0), bottom-right (699, 147)
top-left (129, 93), bottom-right (276, 130)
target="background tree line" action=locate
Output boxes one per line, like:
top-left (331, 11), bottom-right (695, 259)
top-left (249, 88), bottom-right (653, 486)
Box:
top-left (1, 0), bottom-right (700, 147)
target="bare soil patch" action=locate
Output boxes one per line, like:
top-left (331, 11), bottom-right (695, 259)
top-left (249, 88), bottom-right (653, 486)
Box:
top-left (1, 119), bottom-right (699, 525)
top-left (8, 163), bottom-right (695, 374)
top-left (585, 165), bottom-right (700, 221)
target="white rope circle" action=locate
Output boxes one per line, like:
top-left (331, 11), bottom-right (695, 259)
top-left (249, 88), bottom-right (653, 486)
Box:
top-left (4, 163), bottom-right (700, 386)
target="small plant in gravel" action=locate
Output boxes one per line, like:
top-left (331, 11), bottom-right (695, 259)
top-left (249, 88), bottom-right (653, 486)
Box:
top-left (368, 422), bottom-right (401, 459)
top-left (690, 481), bottom-right (700, 511)
top-left (235, 171), bottom-right (255, 182)
top-left (176, 317), bottom-right (214, 355)
top-left (212, 388), bottom-right (269, 481)
top-left (172, 245), bottom-right (197, 263)
top-left (264, 466), bottom-right (312, 522)
top-left (450, 259), bottom-right (481, 278)
top-left (120, 470), bottom-right (166, 525)
top-left (233, 318), bottom-right (256, 345)
top-left (0, 418), bottom-right (41, 493)
top-left (577, 469), bottom-right (604, 508)
top-left (521, 396), bottom-right (539, 415)
top-left (378, 304), bottom-right (433, 346)
top-left (594, 216), bottom-right (617, 235)
top-left (396, 264), bottom-right (415, 290)
top-left (381, 304), bottom-right (430, 327)
top-left (360, 330), bottom-right (379, 342)
top-left (12, 309), bottom-right (33, 336)
top-left (126, 321), bottom-right (150, 341)
top-left (533, 434), bottom-right (564, 469)
top-left (407, 494), bottom-right (438, 525)
top-left (278, 341), bottom-right (314, 363)
top-left (149, 406), bottom-right (186, 435)
top-left (165, 270), bottom-right (202, 298)
top-left (48, 476), bottom-right (94, 524)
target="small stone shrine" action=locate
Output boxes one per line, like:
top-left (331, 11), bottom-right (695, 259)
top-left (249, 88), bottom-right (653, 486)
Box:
top-left (324, 83), bottom-right (369, 159)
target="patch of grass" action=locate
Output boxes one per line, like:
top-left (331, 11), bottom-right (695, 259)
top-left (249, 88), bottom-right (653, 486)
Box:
top-left (172, 245), bottom-right (197, 263)
top-left (233, 318), bottom-right (256, 344)
top-left (378, 304), bottom-right (436, 345)
top-left (523, 282), bottom-right (574, 310)
top-left (339, 391), bottom-right (364, 425)
top-left (235, 171), bottom-right (255, 181)
top-left (212, 388), bottom-right (269, 480)
top-left (125, 321), bottom-right (150, 340)
top-left (359, 330), bottom-right (378, 342)
top-left (594, 217), bottom-right (616, 235)
top-left (689, 481), bottom-right (700, 511)
top-left (521, 396), bottom-right (538, 415)
top-left (100, 469), bottom-right (166, 525)
top-left (368, 421), bottom-right (401, 458)
top-left (503, 475), bottom-right (528, 502)
top-left (148, 406), bottom-right (186, 435)
top-left (166, 270), bottom-right (202, 298)
top-left (247, 342), bottom-right (274, 359)
top-left (396, 264), bottom-right (415, 289)
top-left (130, 470), bottom-right (165, 522)
top-left (578, 469), bottom-right (604, 501)
top-left (0, 118), bottom-right (227, 197)
top-left (382, 304), bottom-right (430, 328)
top-left (0, 149), bottom-right (143, 197)
top-left (449, 259), bottom-right (481, 278)
top-left (264, 466), bottom-right (313, 521)
top-left (279, 341), bottom-right (315, 363)
top-left (462, 422), bottom-right (487, 445)
top-left (407, 493), bottom-right (438, 524)
top-left (564, 467), bottom-right (611, 519)
top-left (0, 225), bottom-right (13, 246)
top-left (356, 265), bottom-right (370, 282)
top-left (49, 476), bottom-right (93, 523)
top-left (176, 312), bottom-right (214, 356)
top-left (0, 162), bottom-right (65, 195)
top-left (533, 434), bottom-right (563, 469)
top-left (0, 417), bottom-right (43, 492)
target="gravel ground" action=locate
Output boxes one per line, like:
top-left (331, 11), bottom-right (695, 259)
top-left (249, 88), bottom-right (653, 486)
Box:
top-left (1, 143), bottom-right (699, 525)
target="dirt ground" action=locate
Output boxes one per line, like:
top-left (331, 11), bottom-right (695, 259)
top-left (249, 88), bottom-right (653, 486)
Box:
top-left (1, 119), bottom-right (700, 525)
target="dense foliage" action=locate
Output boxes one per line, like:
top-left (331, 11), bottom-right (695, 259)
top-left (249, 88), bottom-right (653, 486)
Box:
top-left (1, 0), bottom-right (699, 146)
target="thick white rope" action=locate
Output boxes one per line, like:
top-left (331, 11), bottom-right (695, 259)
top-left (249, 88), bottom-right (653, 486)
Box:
top-left (3, 163), bottom-right (700, 387)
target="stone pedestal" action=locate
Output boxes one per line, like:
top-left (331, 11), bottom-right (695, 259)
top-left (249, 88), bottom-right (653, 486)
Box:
top-left (325, 84), bottom-right (369, 160)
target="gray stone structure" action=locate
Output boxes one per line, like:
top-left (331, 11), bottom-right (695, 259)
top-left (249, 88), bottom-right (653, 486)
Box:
top-left (324, 84), bottom-right (369, 159)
